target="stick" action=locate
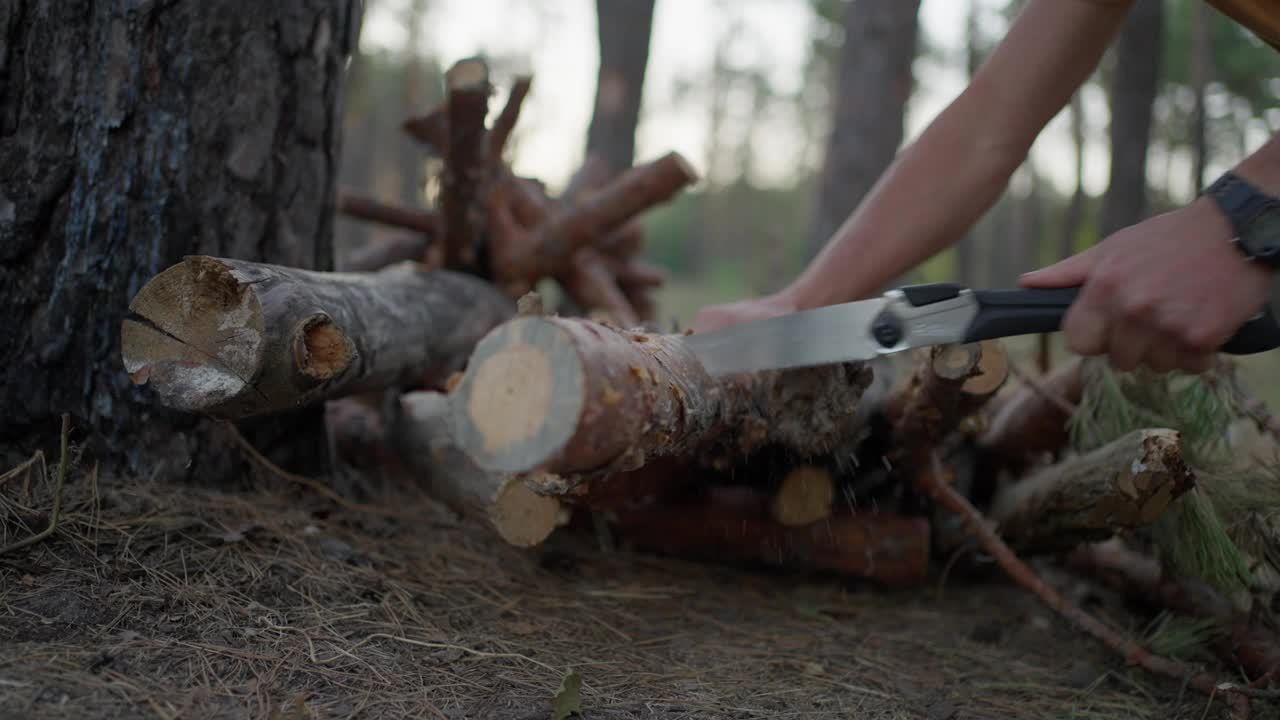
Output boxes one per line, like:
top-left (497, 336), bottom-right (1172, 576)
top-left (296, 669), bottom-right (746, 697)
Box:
top-left (442, 57), bottom-right (491, 271)
top-left (337, 193), bottom-right (440, 235)
top-left (487, 75), bottom-right (532, 162)
top-left (122, 256), bottom-right (514, 418)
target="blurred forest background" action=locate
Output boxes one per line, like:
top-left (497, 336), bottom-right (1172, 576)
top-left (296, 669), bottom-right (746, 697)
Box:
top-left (334, 0), bottom-right (1280, 391)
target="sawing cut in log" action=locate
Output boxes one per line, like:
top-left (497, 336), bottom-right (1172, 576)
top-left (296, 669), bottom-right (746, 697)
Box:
top-left (990, 428), bottom-right (1194, 553)
top-left (611, 486), bottom-right (931, 588)
top-left (396, 391), bottom-right (562, 547)
top-left (122, 256), bottom-right (514, 419)
top-left (449, 315), bottom-right (874, 480)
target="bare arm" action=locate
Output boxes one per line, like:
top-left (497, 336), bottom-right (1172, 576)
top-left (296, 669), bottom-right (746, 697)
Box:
top-left (783, 0), bottom-right (1136, 309)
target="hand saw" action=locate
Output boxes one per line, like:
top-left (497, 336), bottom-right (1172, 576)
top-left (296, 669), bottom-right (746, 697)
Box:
top-left (684, 283), bottom-right (1280, 376)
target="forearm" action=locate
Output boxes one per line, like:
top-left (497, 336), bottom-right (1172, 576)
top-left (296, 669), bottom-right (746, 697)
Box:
top-left (784, 0), bottom-right (1135, 309)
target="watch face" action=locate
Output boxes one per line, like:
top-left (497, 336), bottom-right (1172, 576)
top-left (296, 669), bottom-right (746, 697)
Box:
top-left (1242, 204), bottom-right (1280, 263)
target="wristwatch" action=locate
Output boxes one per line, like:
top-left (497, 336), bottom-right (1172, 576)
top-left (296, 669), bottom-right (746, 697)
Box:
top-left (1204, 171), bottom-right (1280, 267)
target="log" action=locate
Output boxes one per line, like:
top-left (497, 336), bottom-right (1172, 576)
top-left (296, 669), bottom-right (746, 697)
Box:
top-left (1069, 540), bottom-right (1280, 688)
top-left (442, 57), bottom-right (491, 271)
top-left (979, 357), bottom-right (1084, 462)
top-left (560, 247), bottom-right (640, 327)
top-left (396, 391), bottom-right (562, 547)
top-left (990, 429), bottom-right (1194, 553)
top-left (771, 465), bottom-right (836, 527)
top-left (611, 485), bottom-right (931, 588)
top-left (122, 256), bottom-right (514, 419)
top-left (448, 315), bottom-right (874, 481)
top-left (886, 340), bottom-right (1009, 473)
top-left (525, 456), bottom-right (697, 512)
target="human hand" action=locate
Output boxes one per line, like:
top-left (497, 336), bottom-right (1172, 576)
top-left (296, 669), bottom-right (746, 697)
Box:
top-left (691, 291), bottom-right (800, 333)
top-left (1019, 196), bottom-right (1271, 373)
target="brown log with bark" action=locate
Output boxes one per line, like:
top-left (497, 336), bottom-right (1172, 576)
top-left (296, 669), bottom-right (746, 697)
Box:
top-left (449, 315), bottom-right (874, 483)
top-left (1070, 540), bottom-right (1280, 688)
top-left (395, 391), bottom-right (563, 547)
top-left (611, 486), bottom-right (931, 588)
top-left (525, 456), bottom-right (697, 512)
top-left (122, 256), bottom-right (514, 419)
top-left (989, 429), bottom-right (1194, 553)
top-left (979, 358), bottom-right (1084, 463)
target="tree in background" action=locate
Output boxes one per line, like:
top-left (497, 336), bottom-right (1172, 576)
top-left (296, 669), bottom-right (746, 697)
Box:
top-left (586, 0), bottom-right (656, 175)
top-left (807, 0), bottom-right (923, 260)
top-left (0, 0), bottom-right (360, 478)
top-left (1100, 0), bottom-right (1165, 236)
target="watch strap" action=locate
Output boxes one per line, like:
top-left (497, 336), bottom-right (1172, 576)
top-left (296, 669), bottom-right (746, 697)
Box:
top-left (1205, 171), bottom-right (1279, 237)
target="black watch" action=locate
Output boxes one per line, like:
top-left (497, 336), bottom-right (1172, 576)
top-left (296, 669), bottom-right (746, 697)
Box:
top-left (1204, 171), bottom-right (1280, 268)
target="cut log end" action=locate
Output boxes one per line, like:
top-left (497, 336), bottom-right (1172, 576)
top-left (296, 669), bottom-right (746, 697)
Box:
top-left (771, 465), bottom-right (835, 527)
top-left (122, 256), bottom-right (265, 412)
top-left (447, 57), bottom-right (490, 90)
top-left (491, 477), bottom-right (561, 547)
top-left (452, 318), bottom-right (585, 472)
top-left (961, 340), bottom-right (1009, 397)
top-left (294, 314), bottom-right (354, 381)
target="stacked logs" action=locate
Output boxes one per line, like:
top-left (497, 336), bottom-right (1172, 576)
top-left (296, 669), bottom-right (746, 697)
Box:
top-left (120, 56), bottom-right (1278, 693)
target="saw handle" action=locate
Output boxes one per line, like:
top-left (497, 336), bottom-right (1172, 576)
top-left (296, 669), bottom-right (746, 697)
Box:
top-left (899, 283), bottom-right (1280, 355)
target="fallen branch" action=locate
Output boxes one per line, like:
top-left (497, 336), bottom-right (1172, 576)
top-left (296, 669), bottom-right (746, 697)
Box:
top-left (989, 429), bottom-right (1194, 553)
top-left (403, 107), bottom-right (449, 153)
top-left (887, 341), bottom-right (1008, 457)
top-left (342, 235), bottom-right (436, 273)
top-left (921, 452), bottom-right (1278, 703)
top-left (449, 315), bottom-right (873, 482)
top-left (611, 485), bottom-right (931, 588)
top-left (395, 391), bottom-right (562, 547)
top-left (337, 193), bottom-right (440, 236)
top-left (487, 75), bottom-right (532, 162)
top-left (980, 358), bottom-right (1084, 463)
top-left (122, 256), bottom-right (514, 418)
top-left (442, 57), bottom-right (491, 271)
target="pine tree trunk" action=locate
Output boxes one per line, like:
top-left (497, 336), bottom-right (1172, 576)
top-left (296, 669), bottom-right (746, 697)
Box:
top-left (807, 0), bottom-right (921, 257)
top-left (0, 0), bottom-right (361, 478)
top-left (1100, 0), bottom-right (1164, 236)
top-left (586, 0), bottom-right (655, 176)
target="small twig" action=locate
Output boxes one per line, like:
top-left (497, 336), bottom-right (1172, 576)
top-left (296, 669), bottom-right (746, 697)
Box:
top-left (921, 451), bottom-right (1278, 703)
top-left (337, 192), bottom-right (440, 236)
top-left (0, 414), bottom-right (70, 556)
top-left (487, 75), bottom-right (532, 162)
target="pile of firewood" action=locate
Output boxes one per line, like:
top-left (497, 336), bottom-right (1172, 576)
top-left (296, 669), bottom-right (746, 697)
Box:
top-left (119, 57), bottom-right (1280, 701)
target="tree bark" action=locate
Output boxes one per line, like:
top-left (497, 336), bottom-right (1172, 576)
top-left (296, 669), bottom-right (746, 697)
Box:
top-left (1100, 0), bottom-right (1164, 236)
top-left (807, 0), bottom-right (921, 257)
top-left (1190, 1), bottom-right (1215, 192)
top-left (611, 486), bottom-right (931, 588)
top-left (122, 256), bottom-right (514, 419)
top-left (448, 316), bottom-right (874, 481)
top-left (990, 429), bottom-right (1194, 553)
top-left (395, 391), bottom-right (563, 547)
top-left (0, 0), bottom-right (361, 477)
top-left (587, 0), bottom-right (655, 176)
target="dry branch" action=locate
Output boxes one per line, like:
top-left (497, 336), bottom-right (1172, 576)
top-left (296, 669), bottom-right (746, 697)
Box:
top-left (449, 315), bottom-right (874, 482)
top-left (337, 193), bottom-right (440, 236)
top-left (343, 234), bottom-right (433, 273)
top-left (443, 57), bottom-right (491, 271)
top-left (989, 429), bottom-right (1194, 553)
top-left (611, 486), bottom-right (931, 588)
top-left (487, 75), bottom-right (532, 162)
top-left (395, 391), bottom-right (562, 547)
top-left (403, 107), bottom-right (449, 152)
top-left (122, 256), bottom-right (514, 419)
top-left (980, 357), bottom-right (1084, 462)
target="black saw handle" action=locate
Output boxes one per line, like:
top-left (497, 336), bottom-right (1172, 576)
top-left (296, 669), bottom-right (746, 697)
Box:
top-left (898, 283), bottom-right (1280, 355)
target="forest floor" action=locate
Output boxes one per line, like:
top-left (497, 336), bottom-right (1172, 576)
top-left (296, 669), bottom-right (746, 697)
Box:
top-left (1, 437), bottom-right (1275, 720)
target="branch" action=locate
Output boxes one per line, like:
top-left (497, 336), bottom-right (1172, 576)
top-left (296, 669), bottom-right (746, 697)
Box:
top-left (487, 75), bottom-right (532, 162)
top-left (442, 57), bottom-right (491, 271)
top-left (337, 192), bottom-right (440, 236)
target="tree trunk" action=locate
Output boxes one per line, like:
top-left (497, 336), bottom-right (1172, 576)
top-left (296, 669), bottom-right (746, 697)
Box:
top-left (0, 0), bottom-right (361, 477)
top-left (1190, 0), bottom-right (1214, 192)
top-left (807, 0), bottom-right (921, 257)
top-left (586, 0), bottom-right (655, 176)
top-left (1100, 0), bottom-right (1164, 236)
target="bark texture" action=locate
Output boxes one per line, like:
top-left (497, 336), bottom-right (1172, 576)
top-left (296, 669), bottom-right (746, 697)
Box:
top-left (612, 486), bottom-right (931, 588)
top-left (1100, 0), bottom-right (1164, 236)
top-left (990, 429), bottom-right (1194, 553)
top-left (807, 0), bottom-right (921, 256)
top-left (586, 0), bottom-right (655, 176)
top-left (0, 0), bottom-right (360, 476)
top-left (122, 256), bottom-right (514, 418)
top-left (449, 316), bottom-right (874, 481)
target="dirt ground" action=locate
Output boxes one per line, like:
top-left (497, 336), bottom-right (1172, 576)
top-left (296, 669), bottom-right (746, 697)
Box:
top-left (1, 440), bottom-right (1274, 720)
